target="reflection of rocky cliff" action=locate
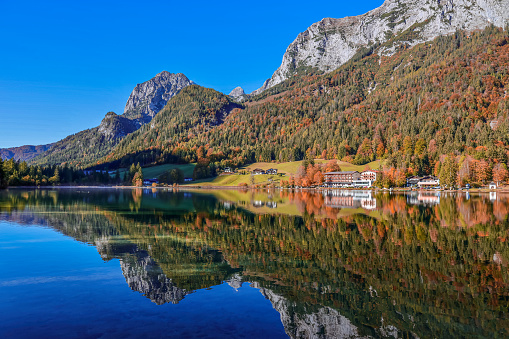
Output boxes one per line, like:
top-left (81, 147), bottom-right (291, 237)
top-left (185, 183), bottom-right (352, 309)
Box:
top-left (242, 281), bottom-right (401, 339)
top-left (120, 250), bottom-right (188, 305)
top-left (257, 285), bottom-right (369, 339)
top-left (222, 273), bottom-right (373, 338)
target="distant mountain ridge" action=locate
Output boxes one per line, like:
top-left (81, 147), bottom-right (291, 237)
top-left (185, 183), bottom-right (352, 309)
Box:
top-left (0, 143), bottom-right (54, 162)
top-left (253, 0), bottom-right (509, 94)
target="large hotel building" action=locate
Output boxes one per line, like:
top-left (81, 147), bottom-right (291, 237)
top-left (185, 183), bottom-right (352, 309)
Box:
top-left (323, 170), bottom-right (378, 188)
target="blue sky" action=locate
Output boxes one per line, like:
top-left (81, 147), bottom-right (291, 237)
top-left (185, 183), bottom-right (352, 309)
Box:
top-left (0, 0), bottom-right (384, 148)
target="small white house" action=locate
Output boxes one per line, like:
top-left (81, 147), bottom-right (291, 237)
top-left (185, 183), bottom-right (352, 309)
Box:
top-left (489, 182), bottom-right (497, 190)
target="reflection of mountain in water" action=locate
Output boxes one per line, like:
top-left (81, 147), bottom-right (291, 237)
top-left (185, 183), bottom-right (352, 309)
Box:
top-left (120, 250), bottom-right (188, 305)
top-left (258, 285), bottom-right (373, 339)
top-left (221, 276), bottom-right (403, 339)
top-left (2, 189), bottom-right (509, 338)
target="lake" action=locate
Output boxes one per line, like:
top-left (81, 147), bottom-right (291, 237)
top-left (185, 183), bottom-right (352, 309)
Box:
top-left (0, 188), bottom-right (508, 338)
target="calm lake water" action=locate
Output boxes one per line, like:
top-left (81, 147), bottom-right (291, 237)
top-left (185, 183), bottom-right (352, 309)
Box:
top-left (0, 188), bottom-right (508, 338)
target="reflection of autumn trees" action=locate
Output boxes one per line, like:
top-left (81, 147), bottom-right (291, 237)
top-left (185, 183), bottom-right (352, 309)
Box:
top-left (378, 193), bottom-right (408, 215)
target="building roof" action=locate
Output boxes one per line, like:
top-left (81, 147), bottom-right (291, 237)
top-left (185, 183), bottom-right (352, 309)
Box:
top-left (324, 171), bottom-right (360, 175)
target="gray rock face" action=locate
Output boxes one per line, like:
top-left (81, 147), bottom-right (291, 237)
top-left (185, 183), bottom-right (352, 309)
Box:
top-left (123, 71), bottom-right (194, 125)
top-left (253, 0), bottom-right (509, 94)
top-left (97, 112), bottom-right (138, 139)
top-left (228, 86), bottom-right (248, 102)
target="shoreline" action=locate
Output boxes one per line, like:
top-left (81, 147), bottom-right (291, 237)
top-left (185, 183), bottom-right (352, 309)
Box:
top-left (4, 185), bottom-right (508, 193)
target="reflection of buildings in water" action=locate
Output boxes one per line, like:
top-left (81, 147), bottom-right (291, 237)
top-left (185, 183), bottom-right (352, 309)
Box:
top-left (490, 192), bottom-right (497, 201)
top-left (266, 201), bottom-right (277, 209)
top-left (222, 201), bottom-right (233, 209)
top-left (252, 200), bottom-right (277, 208)
top-left (361, 199), bottom-right (377, 210)
top-left (252, 201), bottom-right (265, 208)
top-left (406, 192), bottom-right (441, 206)
top-left (322, 190), bottom-right (377, 210)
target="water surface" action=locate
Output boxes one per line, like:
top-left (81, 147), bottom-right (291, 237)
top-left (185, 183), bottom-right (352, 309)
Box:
top-left (1, 188), bottom-right (508, 338)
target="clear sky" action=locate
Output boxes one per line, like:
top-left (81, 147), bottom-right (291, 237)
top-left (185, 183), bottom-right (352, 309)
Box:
top-left (0, 0), bottom-right (384, 148)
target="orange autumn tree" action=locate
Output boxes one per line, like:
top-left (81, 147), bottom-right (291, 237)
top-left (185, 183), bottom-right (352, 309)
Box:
top-left (306, 164), bottom-right (320, 184)
top-left (475, 160), bottom-right (491, 185)
top-left (492, 163), bottom-right (508, 185)
top-left (324, 160), bottom-right (341, 173)
top-left (313, 171), bottom-right (324, 186)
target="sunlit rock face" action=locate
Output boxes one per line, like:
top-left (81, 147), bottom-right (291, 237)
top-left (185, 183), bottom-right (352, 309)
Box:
top-left (123, 71), bottom-right (194, 125)
top-left (228, 86), bottom-right (248, 102)
top-left (120, 251), bottom-right (188, 305)
top-left (97, 112), bottom-right (138, 139)
top-left (253, 0), bottom-right (509, 94)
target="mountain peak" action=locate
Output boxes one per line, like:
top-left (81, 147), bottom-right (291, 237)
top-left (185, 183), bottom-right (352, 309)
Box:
top-left (253, 0), bottom-right (509, 95)
top-left (229, 86), bottom-right (248, 101)
top-left (123, 71), bottom-right (194, 124)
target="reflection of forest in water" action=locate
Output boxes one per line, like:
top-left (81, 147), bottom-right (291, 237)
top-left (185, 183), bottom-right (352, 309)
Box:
top-left (1, 188), bottom-right (509, 338)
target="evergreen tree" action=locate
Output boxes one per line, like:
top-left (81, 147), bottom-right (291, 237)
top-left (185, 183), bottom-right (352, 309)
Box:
top-left (49, 168), bottom-right (60, 185)
top-left (132, 164), bottom-right (143, 186)
top-left (439, 156), bottom-right (458, 188)
top-left (0, 158), bottom-right (6, 188)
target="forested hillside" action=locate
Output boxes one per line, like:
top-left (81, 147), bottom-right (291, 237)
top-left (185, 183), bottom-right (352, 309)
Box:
top-left (31, 112), bottom-right (138, 168)
top-left (95, 26), bottom-right (509, 185)
top-left (99, 85), bottom-right (243, 168)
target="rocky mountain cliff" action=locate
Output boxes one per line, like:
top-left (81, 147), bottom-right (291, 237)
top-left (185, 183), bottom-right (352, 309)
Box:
top-left (228, 86), bottom-right (248, 102)
top-left (253, 0), bottom-right (509, 94)
top-left (97, 112), bottom-right (138, 139)
top-left (123, 71), bottom-right (194, 126)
